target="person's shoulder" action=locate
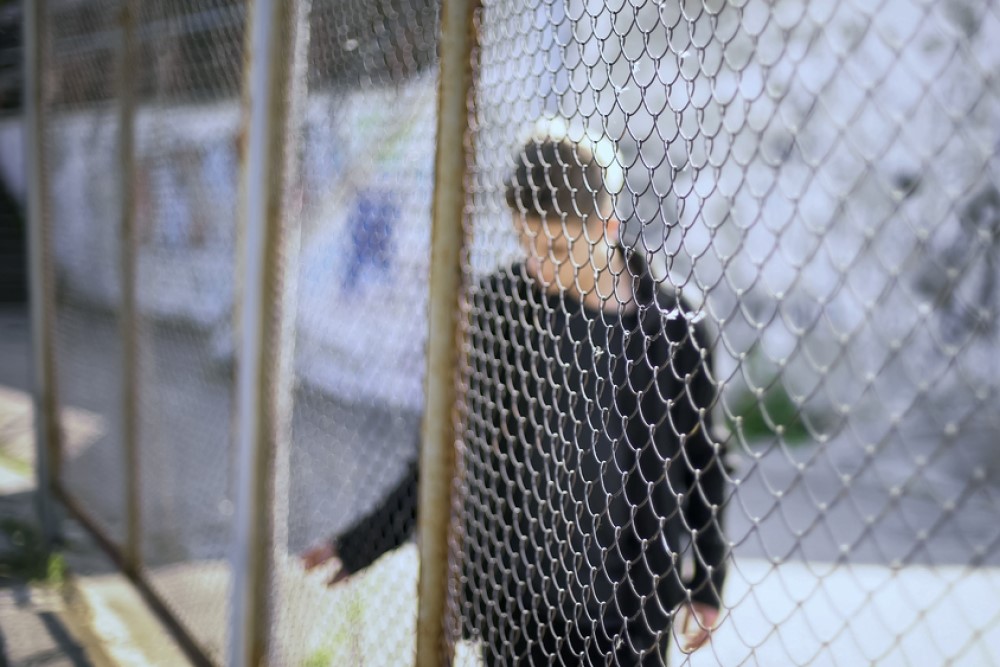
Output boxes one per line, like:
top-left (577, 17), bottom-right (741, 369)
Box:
top-left (476, 262), bottom-right (529, 300)
top-left (646, 281), bottom-right (711, 352)
top-left (624, 249), bottom-right (701, 325)
top-left (623, 250), bottom-right (680, 307)
top-left (652, 284), bottom-right (701, 321)
top-left (471, 263), bottom-right (531, 331)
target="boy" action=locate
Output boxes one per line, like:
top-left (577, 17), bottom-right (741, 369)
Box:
top-left (304, 121), bottom-right (728, 665)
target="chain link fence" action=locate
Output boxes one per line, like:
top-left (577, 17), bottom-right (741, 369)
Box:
top-left (133, 1), bottom-right (247, 661)
top-left (277, 1), bottom-right (438, 662)
top-left (45, 0), bottom-right (129, 553)
top-left (449, 0), bottom-right (1000, 664)
top-left (12, 0), bottom-right (1000, 665)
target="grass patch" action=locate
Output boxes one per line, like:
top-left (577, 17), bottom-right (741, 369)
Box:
top-left (0, 451), bottom-right (32, 476)
top-left (302, 647), bottom-right (336, 667)
top-left (296, 545), bottom-right (418, 666)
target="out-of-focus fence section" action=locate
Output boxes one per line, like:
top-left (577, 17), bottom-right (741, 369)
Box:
top-left (18, 0), bottom-right (444, 664)
top-left (132, 1), bottom-right (246, 662)
top-left (45, 0), bottom-right (128, 555)
top-left (275, 0), bottom-right (438, 660)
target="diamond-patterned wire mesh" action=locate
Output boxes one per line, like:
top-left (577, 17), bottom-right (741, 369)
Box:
top-left (132, 1), bottom-right (246, 662)
top-left (45, 0), bottom-right (128, 550)
top-left (275, 1), bottom-right (438, 663)
top-left (447, 0), bottom-right (1000, 665)
top-left (38, 0), bottom-right (246, 661)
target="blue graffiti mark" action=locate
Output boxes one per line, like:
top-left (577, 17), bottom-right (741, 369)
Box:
top-left (341, 188), bottom-right (399, 291)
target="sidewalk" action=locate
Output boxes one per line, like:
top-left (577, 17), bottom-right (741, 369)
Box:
top-left (0, 464), bottom-right (96, 667)
top-left (0, 376), bottom-right (190, 666)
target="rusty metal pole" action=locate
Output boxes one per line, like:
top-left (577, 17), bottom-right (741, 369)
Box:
top-left (227, 0), bottom-right (305, 663)
top-left (416, 0), bottom-right (479, 664)
top-left (118, 0), bottom-right (141, 577)
top-left (25, 0), bottom-right (61, 549)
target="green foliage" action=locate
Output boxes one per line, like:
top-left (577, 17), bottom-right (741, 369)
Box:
top-left (0, 517), bottom-right (64, 585)
top-left (728, 383), bottom-right (812, 445)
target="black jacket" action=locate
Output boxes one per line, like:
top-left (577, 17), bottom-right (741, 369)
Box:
top-left (333, 252), bottom-right (727, 643)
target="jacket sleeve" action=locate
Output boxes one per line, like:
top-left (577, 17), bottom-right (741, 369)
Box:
top-left (457, 273), bottom-right (516, 638)
top-left (333, 457), bottom-right (419, 575)
top-left (332, 273), bottom-right (511, 579)
top-left (669, 312), bottom-right (728, 609)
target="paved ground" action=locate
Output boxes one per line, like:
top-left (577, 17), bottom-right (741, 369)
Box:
top-left (0, 584), bottom-right (93, 667)
top-left (0, 306), bottom-right (94, 667)
top-left (0, 311), bottom-right (190, 667)
top-left (0, 302), bottom-right (418, 664)
top-left (0, 455), bottom-right (192, 667)
top-left (0, 458), bottom-right (95, 667)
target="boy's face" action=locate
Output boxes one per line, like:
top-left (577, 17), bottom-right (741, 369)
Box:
top-left (516, 213), bottom-right (583, 269)
top-left (514, 198), bottom-right (618, 284)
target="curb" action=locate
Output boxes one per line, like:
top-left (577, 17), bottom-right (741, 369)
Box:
top-left (0, 456), bottom-right (192, 667)
top-left (58, 565), bottom-right (193, 667)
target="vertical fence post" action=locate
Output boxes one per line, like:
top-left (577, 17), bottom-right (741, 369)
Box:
top-left (416, 0), bottom-right (479, 664)
top-left (228, 0), bottom-right (304, 663)
top-left (118, 0), bottom-right (141, 576)
top-left (24, 0), bottom-right (61, 549)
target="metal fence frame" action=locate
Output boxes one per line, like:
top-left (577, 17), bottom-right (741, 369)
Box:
top-left (227, 0), bottom-right (307, 662)
top-left (26, 0), bottom-right (61, 553)
top-left (25, 0), bottom-right (478, 665)
top-left (417, 0), bottom-right (478, 664)
top-left (27, 2), bottom-right (217, 665)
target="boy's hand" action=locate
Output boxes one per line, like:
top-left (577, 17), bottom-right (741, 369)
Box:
top-left (300, 542), bottom-right (350, 586)
top-left (301, 542), bottom-right (335, 569)
top-left (680, 601), bottom-right (720, 653)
